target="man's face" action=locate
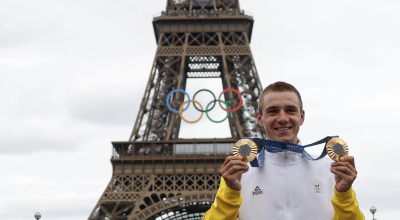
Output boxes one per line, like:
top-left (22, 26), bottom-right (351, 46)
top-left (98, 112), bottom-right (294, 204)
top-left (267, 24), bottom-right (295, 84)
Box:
top-left (257, 91), bottom-right (305, 144)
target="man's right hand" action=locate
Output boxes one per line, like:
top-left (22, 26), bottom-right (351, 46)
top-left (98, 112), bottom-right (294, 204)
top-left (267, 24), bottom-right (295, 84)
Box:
top-left (220, 156), bottom-right (249, 191)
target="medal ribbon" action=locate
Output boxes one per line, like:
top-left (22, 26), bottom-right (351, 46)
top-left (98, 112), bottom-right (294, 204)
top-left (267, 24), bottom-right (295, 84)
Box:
top-left (247, 136), bottom-right (338, 167)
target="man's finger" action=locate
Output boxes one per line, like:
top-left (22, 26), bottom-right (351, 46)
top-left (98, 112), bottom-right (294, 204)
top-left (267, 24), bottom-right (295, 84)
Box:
top-left (222, 169), bottom-right (247, 179)
top-left (340, 156), bottom-right (355, 168)
top-left (221, 158), bottom-right (247, 170)
top-left (331, 165), bottom-right (356, 177)
top-left (331, 160), bottom-right (357, 174)
top-left (221, 156), bottom-right (243, 168)
top-left (333, 169), bottom-right (357, 185)
top-left (221, 162), bottom-right (248, 175)
top-left (220, 159), bottom-right (248, 176)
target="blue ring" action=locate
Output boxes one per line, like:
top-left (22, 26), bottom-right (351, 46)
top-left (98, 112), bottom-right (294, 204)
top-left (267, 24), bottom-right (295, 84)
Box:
top-left (166, 89), bottom-right (191, 113)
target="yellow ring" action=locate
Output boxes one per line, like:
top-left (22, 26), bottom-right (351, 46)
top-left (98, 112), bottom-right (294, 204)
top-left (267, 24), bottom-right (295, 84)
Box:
top-left (179, 100), bottom-right (204, 123)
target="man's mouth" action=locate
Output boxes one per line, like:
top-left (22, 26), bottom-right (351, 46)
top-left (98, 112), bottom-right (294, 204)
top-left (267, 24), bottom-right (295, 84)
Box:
top-left (275, 127), bottom-right (291, 131)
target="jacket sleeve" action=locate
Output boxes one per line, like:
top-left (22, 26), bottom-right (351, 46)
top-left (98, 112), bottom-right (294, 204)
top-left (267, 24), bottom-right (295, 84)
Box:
top-left (203, 178), bottom-right (242, 220)
top-left (332, 187), bottom-right (365, 220)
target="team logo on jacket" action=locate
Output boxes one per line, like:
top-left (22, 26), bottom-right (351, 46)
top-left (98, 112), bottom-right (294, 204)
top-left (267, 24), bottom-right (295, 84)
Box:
top-left (253, 186), bottom-right (263, 195)
top-left (314, 183), bottom-right (321, 193)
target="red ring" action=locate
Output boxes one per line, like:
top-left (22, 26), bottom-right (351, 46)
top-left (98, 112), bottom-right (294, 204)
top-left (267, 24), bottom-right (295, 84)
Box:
top-left (218, 88), bottom-right (242, 112)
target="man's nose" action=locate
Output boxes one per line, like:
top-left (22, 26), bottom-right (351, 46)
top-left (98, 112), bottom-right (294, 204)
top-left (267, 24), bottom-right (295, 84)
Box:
top-left (276, 110), bottom-right (289, 123)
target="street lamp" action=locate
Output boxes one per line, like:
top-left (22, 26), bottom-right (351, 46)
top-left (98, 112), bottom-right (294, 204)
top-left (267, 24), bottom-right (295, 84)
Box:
top-left (34, 212), bottom-right (41, 220)
top-left (370, 206), bottom-right (377, 220)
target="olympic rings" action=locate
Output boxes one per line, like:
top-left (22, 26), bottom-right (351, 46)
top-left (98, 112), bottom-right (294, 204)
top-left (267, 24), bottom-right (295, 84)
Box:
top-left (205, 99), bottom-right (230, 123)
top-left (166, 88), bottom-right (242, 123)
top-left (218, 88), bottom-right (243, 112)
top-left (192, 89), bottom-right (216, 112)
top-left (166, 89), bottom-right (191, 113)
top-left (179, 100), bottom-right (203, 123)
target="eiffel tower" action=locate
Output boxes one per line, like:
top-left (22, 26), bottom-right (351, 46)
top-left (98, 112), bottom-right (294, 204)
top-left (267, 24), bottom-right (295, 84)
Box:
top-left (89, 0), bottom-right (265, 219)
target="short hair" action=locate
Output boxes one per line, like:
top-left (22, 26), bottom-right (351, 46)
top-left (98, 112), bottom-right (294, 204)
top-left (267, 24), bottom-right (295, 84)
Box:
top-left (258, 81), bottom-right (303, 115)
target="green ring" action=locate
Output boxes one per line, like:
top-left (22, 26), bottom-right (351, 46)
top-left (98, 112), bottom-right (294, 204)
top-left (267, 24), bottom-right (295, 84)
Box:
top-left (206, 99), bottom-right (230, 123)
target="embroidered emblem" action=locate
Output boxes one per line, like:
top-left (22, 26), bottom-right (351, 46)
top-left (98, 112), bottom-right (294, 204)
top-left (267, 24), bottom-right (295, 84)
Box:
top-left (253, 186), bottom-right (263, 195)
top-left (314, 183), bottom-right (321, 193)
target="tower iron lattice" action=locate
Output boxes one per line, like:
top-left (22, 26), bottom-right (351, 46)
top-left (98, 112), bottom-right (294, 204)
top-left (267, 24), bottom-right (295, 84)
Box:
top-left (89, 1), bottom-right (265, 219)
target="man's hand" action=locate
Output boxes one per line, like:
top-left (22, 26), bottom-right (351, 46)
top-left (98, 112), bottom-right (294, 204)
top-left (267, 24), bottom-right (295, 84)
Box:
top-left (330, 156), bottom-right (357, 192)
top-left (220, 156), bottom-right (249, 191)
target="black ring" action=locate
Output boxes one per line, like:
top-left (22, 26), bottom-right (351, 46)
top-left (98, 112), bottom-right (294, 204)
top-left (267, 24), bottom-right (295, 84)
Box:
top-left (192, 89), bottom-right (216, 112)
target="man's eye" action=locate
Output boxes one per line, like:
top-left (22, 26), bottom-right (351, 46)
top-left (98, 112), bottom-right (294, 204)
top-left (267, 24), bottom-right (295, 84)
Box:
top-left (268, 110), bottom-right (277, 114)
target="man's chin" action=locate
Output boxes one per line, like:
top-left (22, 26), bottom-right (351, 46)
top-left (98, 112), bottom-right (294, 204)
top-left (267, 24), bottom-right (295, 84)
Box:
top-left (279, 139), bottom-right (291, 143)
top-left (276, 136), bottom-right (296, 143)
top-left (267, 135), bottom-right (297, 143)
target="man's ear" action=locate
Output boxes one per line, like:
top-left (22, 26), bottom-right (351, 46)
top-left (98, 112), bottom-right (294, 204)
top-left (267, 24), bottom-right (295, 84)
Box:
top-left (300, 110), bottom-right (305, 125)
top-left (257, 111), bottom-right (263, 127)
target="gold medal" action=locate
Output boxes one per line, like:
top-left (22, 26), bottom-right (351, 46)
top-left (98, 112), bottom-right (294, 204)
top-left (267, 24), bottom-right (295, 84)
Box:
top-left (326, 137), bottom-right (349, 161)
top-left (233, 139), bottom-right (258, 163)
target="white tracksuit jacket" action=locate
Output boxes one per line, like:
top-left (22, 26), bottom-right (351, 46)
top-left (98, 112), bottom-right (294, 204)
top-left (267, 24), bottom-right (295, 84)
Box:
top-left (239, 151), bottom-right (335, 220)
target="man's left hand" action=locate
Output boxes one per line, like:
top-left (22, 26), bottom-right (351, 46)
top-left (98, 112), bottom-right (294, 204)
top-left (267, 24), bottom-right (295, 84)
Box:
top-left (330, 156), bottom-right (357, 192)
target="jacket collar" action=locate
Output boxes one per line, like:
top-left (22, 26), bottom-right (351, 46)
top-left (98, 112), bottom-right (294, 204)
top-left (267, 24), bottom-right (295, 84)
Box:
top-left (263, 140), bottom-right (304, 165)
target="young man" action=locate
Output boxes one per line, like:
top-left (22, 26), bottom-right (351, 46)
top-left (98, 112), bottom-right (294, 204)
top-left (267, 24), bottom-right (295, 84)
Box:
top-left (203, 82), bottom-right (364, 220)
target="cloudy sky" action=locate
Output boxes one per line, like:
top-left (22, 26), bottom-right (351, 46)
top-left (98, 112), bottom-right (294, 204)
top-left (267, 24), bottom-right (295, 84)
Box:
top-left (1, 0), bottom-right (399, 219)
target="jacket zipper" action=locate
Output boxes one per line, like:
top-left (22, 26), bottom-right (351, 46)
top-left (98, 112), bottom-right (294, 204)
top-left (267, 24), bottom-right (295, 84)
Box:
top-left (284, 152), bottom-right (292, 220)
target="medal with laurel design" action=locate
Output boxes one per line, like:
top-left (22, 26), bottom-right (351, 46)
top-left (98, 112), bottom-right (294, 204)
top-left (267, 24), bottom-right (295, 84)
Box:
top-left (233, 139), bottom-right (258, 163)
top-left (326, 137), bottom-right (349, 161)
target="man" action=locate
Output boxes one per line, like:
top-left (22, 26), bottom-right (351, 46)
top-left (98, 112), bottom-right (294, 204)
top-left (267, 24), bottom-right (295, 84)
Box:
top-left (203, 82), bottom-right (364, 220)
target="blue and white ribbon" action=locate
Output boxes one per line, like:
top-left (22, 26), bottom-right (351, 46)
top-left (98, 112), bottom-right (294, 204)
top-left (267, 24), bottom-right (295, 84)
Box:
top-left (248, 136), bottom-right (338, 167)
